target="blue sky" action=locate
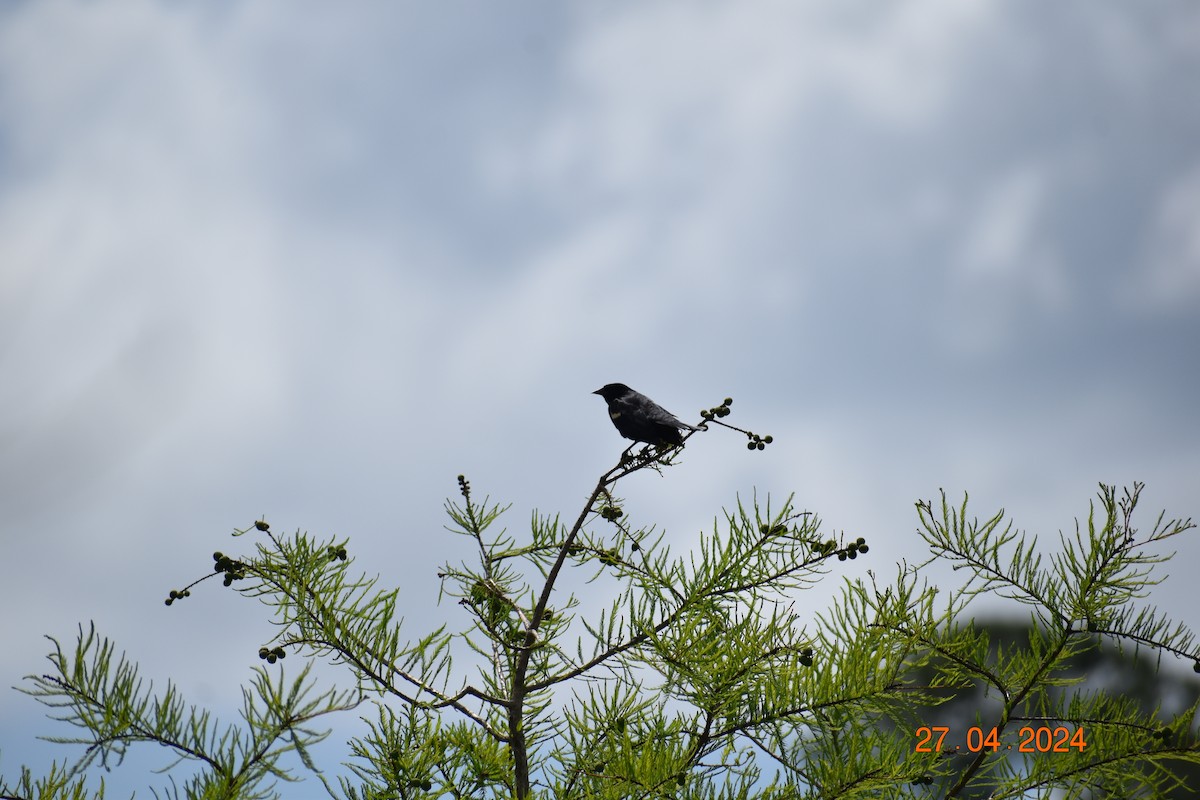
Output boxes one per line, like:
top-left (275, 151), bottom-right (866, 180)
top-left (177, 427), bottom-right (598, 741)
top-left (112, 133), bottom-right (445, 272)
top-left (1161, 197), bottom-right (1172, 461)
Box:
top-left (2, 1), bottom-right (1199, 794)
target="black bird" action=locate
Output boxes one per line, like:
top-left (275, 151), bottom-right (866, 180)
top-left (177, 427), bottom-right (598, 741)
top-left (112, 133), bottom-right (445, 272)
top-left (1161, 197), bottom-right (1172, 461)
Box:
top-left (593, 383), bottom-right (700, 447)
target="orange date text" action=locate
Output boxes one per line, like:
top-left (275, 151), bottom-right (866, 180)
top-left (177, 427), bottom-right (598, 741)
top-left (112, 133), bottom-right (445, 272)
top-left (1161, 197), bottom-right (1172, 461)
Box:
top-left (914, 726), bottom-right (1086, 753)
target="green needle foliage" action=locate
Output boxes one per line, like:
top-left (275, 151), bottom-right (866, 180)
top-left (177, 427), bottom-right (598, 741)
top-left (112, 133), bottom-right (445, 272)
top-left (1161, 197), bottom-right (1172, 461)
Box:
top-left (3, 401), bottom-right (1199, 799)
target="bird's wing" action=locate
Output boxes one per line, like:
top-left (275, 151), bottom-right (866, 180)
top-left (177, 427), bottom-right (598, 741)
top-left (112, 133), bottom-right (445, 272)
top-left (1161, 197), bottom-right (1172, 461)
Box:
top-left (630, 395), bottom-right (699, 431)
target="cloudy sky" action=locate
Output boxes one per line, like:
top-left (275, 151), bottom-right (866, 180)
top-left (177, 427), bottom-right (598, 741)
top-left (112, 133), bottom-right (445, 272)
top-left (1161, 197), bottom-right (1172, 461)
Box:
top-left (2, 0), bottom-right (1199, 793)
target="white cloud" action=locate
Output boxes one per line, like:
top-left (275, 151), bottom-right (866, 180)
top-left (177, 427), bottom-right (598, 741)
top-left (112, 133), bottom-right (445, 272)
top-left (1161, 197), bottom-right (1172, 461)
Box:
top-left (1137, 162), bottom-right (1200, 307)
top-left (944, 163), bottom-right (1070, 353)
top-left (516, 0), bottom-right (996, 198)
top-left (958, 167), bottom-right (1048, 279)
top-left (476, 0), bottom-right (1008, 335)
top-left (443, 212), bottom-right (645, 395)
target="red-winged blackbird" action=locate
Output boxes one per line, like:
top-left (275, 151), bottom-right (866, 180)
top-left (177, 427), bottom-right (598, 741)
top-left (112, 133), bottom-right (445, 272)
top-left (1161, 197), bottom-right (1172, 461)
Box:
top-left (593, 383), bottom-right (701, 446)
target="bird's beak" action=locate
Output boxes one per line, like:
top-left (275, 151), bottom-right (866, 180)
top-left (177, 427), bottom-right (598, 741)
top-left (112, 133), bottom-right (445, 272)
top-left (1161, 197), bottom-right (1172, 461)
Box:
top-left (592, 388), bottom-right (602, 395)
